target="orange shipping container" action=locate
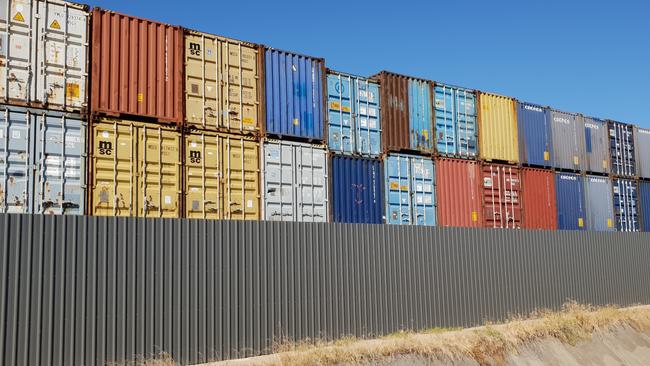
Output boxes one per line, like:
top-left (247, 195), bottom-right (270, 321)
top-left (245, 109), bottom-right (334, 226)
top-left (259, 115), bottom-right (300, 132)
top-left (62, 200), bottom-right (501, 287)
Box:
top-left (90, 8), bottom-right (184, 124)
top-left (521, 168), bottom-right (558, 230)
top-left (436, 157), bottom-right (482, 227)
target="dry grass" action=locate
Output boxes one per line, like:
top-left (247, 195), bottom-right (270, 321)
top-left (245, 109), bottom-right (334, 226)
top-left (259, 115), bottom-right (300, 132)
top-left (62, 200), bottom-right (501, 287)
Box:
top-left (111, 352), bottom-right (178, 366)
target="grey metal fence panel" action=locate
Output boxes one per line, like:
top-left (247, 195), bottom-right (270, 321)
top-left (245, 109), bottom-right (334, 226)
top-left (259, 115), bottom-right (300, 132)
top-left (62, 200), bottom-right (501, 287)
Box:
top-left (2, 214), bottom-right (650, 365)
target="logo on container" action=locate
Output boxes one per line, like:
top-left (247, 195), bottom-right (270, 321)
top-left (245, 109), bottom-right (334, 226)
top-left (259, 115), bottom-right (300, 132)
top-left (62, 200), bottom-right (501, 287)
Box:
top-left (639, 129), bottom-right (650, 135)
top-left (560, 175), bottom-right (577, 181)
top-left (189, 150), bottom-right (201, 164)
top-left (585, 123), bottom-right (600, 129)
top-left (553, 116), bottom-right (571, 124)
top-left (189, 42), bottom-right (201, 56)
top-left (524, 105), bottom-right (543, 113)
top-left (98, 141), bottom-right (112, 155)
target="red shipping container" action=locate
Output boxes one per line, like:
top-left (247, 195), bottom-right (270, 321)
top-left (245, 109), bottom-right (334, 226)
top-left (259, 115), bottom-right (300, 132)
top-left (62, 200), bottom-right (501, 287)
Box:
top-left (481, 163), bottom-right (523, 228)
top-left (91, 8), bottom-right (184, 124)
top-left (436, 158), bottom-right (482, 227)
top-left (521, 168), bottom-right (558, 230)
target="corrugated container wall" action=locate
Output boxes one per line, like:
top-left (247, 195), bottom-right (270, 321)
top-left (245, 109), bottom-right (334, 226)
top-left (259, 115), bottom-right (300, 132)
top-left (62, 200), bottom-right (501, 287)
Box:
top-left (517, 102), bottom-right (552, 167)
top-left (384, 154), bottom-right (435, 226)
top-left (90, 9), bottom-right (184, 124)
top-left (89, 118), bottom-right (181, 217)
top-left (261, 140), bottom-right (328, 222)
top-left (185, 30), bottom-right (261, 134)
top-left (477, 92), bottom-right (519, 163)
top-left (640, 181), bottom-right (650, 232)
top-left (263, 48), bottom-right (325, 141)
top-left (521, 168), bottom-right (557, 230)
top-left (434, 83), bottom-right (477, 158)
top-left (635, 127), bottom-right (650, 179)
top-left (0, 104), bottom-right (86, 215)
top-left (555, 172), bottom-right (586, 231)
top-left (327, 71), bottom-right (381, 156)
top-left (435, 157), bottom-right (482, 227)
top-left (550, 110), bottom-right (585, 172)
top-left (481, 163), bottom-right (522, 228)
top-left (583, 117), bottom-right (610, 175)
top-left (583, 176), bottom-right (615, 231)
top-left (0, 0), bottom-right (89, 112)
top-left (408, 78), bottom-right (433, 152)
top-left (608, 121), bottom-right (636, 177)
top-left (183, 132), bottom-right (259, 220)
top-left (330, 155), bottom-right (383, 224)
top-left (612, 178), bottom-right (639, 232)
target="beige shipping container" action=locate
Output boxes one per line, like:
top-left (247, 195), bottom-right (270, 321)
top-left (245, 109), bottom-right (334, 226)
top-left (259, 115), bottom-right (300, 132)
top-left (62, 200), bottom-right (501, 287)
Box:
top-left (185, 30), bottom-right (260, 134)
top-left (477, 92), bottom-right (519, 163)
top-left (184, 131), bottom-right (260, 220)
top-left (90, 118), bottom-right (181, 217)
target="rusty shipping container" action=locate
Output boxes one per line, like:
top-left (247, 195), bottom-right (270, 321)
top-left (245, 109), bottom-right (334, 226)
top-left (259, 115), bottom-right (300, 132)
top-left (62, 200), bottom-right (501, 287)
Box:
top-left (477, 92), bottom-right (519, 163)
top-left (435, 157), bottom-right (482, 227)
top-left (184, 131), bottom-right (260, 220)
top-left (90, 8), bottom-right (184, 124)
top-left (521, 168), bottom-right (557, 230)
top-left (481, 163), bottom-right (522, 229)
top-left (185, 30), bottom-right (261, 134)
top-left (89, 117), bottom-right (181, 217)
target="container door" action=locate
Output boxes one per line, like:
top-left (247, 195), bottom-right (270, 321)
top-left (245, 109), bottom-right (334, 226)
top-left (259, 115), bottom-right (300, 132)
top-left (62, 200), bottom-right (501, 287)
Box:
top-left (1, 0), bottom-right (34, 103)
top-left (219, 40), bottom-right (259, 132)
top-left (295, 144), bottom-right (327, 222)
top-left (583, 176), bottom-right (614, 231)
top-left (410, 157), bottom-right (435, 226)
top-left (555, 174), bottom-right (586, 230)
top-left (184, 132), bottom-right (220, 219)
top-left (456, 89), bottom-right (477, 157)
top-left (551, 112), bottom-right (585, 171)
top-left (263, 142), bottom-right (295, 221)
top-left (186, 34), bottom-right (219, 129)
top-left (33, 111), bottom-right (86, 215)
top-left (36, 0), bottom-right (88, 109)
top-left (583, 118), bottom-right (608, 174)
top-left (385, 155), bottom-right (411, 225)
top-left (635, 128), bottom-right (650, 179)
top-left (609, 123), bottom-right (636, 177)
top-left (220, 136), bottom-right (260, 220)
top-left (613, 179), bottom-right (639, 232)
top-left (0, 106), bottom-right (32, 213)
top-left (482, 165), bottom-right (522, 228)
top-left (518, 103), bottom-right (551, 167)
top-left (355, 79), bottom-right (381, 156)
top-left (434, 85), bottom-right (457, 155)
top-left (408, 80), bottom-right (432, 151)
top-left (327, 74), bottom-right (353, 153)
top-left (640, 182), bottom-right (650, 232)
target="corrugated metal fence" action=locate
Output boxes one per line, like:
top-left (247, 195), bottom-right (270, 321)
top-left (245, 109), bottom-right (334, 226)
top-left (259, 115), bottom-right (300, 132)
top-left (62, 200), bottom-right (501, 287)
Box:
top-left (1, 214), bottom-right (649, 366)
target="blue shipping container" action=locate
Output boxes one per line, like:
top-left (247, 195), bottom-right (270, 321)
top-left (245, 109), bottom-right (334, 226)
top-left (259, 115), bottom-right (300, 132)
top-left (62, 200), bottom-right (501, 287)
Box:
top-left (517, 102), bottom-right (552, 167)
top-left (264, 48), bottom-right (325, 140)
top-left (608, 121), bottom-right (636, 177)
top-left (555, 173), bottom-right (586, 230)
top-left (327, 72), bottom-right (381, 156)
top-left (434, 84), bottom-right (478, 157)
top-left (331, 155), bottom-right (383, 223)
top-left (385, 154), bottom-right (435, 226)
top-left (612, 178), bottom-right (640, 232)
top-left (408, 79), bottom-right (434, 152)
top-left (640, 181), bottom-right (650, 232)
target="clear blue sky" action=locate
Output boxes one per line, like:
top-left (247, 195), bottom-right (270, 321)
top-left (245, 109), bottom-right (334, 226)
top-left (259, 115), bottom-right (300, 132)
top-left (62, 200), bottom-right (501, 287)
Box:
top-left (86, 0), bottom-right (649, 127)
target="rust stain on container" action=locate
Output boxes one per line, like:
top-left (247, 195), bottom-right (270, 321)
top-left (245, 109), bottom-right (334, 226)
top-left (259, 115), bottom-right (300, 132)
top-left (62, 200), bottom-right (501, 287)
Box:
top-left (436, 157), bottom-right (482, 227)
top-left (521, 168), bottom-right (557, 230)
top-left (90, 8), bottom-right (184, 124)
top-left (373, 71), bottom-right (410, 152)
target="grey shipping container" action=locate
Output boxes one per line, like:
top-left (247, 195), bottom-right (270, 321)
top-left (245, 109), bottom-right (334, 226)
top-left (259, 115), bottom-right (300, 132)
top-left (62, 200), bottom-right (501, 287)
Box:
top-left (583, 117), bottom-right (610, 175)
top-left (583, 175), bottom-right (615, 231)
top-left (634, 126), bottom-right (650, 179)
top-left (608, 121), bottom-right (636, 177)
top-left (551, 110), bottom-right (586, 171)
top-left (262, 139), bottom-right (328, 222)
top-left (613, 178), bottom-right (639, 232)
top-left (0, 104), bottom-right (86, 214)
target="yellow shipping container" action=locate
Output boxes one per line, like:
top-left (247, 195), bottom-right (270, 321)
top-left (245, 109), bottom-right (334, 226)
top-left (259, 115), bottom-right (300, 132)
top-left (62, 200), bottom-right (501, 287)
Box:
top-left (477, 92), bottom-right (519, 163)
top-left (185, 30), bottom-right (260, 133)
top-left (90, 118), bottom-right (182, 217)
top-left (184, 131), bottom-right (260, 220)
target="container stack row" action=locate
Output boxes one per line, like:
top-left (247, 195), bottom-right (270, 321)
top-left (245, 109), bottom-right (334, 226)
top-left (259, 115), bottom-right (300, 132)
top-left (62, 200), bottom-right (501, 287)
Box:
top-left (1, 0), bottom-right (648, 232)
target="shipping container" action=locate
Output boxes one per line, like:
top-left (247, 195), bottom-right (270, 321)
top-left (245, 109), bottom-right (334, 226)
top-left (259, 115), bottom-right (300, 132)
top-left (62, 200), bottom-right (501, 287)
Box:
top-left (90, 8), bottom-right (184, 124)
top-left (639, 181), bottom-right (650, 232)
top-left (261, 139), bottom-right (328, 222)
top-left (550, 110), bottom-right (585, 172)
top-left (481, 163), bottom-right (522, 228)
top-left (0, 104), bottom-right (86, 214)
top-left (612, 178), bottom-right (639, 232)
top-left (435, 157), bottom-right (482, 227)
top-left (183, 131), bottom-right (259, 220)
top-left (583, 175), bottom-right (615, 231)
top-left (408, 78), bottom-right (433, 152)
top-left (608, 121), bottom-right (636, 177)
top-left (583, 117), bottom-right (610, 175)
top-left (635, 127), bottom-right (650, 179)
top-left (555, 172), bottom-right (586, 231)
top-left (330, 155), bottom-right (383, 223)
top-left (520, 168), bottom-right (557, 230)
top-left (384, 153), bottom-right (435, 226)
top-left (327, 71), bottom-right (381, 156)
top-left (0, 0), bottom-right (89, 111)
top-left (434, 83), bottom-right (477, 158)
top-left (263, 48), bottom-right (325, 141)
top-left (477, 92), bottom-right (518, 163)
top-left (517, 102), bottom-right (552, 167)
top-left (89, 117), bottom-right (181, 217)
top-left (184, 30), bottom-right (261, 134)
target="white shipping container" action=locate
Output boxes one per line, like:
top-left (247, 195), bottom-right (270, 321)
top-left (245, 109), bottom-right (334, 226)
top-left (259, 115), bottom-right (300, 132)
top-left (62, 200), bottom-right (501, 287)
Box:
top-left (261, 139), bottom-right (328, 222)
top-left (0, 0), bottom-right (88, 111)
